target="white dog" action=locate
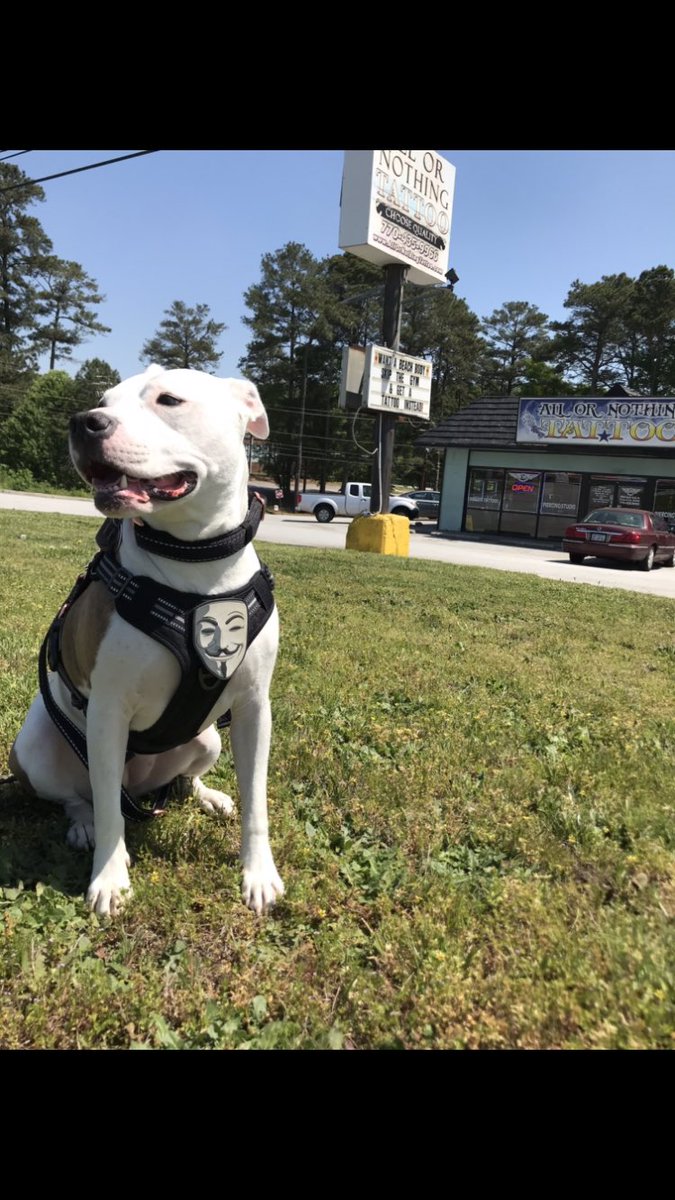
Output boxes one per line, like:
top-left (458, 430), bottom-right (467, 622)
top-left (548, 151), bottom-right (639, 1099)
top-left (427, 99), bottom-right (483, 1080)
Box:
top-left (9, 366), bottom-right (284, 917)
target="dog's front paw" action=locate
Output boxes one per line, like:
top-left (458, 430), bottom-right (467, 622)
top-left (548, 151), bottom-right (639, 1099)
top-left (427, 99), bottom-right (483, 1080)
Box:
top-left (87, 863), bottom-right (133, 917)
top-left (241, 852), bottom-right (284, 915)
top-left (193, 780), bottom-right (235, 816)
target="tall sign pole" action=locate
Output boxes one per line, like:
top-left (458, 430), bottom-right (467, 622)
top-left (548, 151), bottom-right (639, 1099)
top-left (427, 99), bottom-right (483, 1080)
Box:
top-left (371, 263), bottom-right (407, 513)
top-left (339, 150), bottom-right (456, 525)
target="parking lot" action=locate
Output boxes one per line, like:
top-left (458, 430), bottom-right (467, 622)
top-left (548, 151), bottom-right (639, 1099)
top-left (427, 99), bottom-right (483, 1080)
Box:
top-left (3, 491), bottom-right (675, 599)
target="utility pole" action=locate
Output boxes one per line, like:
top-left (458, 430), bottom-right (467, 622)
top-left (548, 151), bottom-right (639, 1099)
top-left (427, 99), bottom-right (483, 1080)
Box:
top-left (370, 263), bottom-right (407, 514)
top-left (293, 339), bottom-right (310, 504)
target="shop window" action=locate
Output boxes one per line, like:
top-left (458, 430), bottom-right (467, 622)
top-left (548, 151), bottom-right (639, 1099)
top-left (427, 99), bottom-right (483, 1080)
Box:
top-left (501, 511), bottom-right (538, 536)
top-left (467, 468), bottom-right (503, 510)
top-left (588, 480), bottom-right (615, 509)
top-left (465, 508), bottom-right (500, 533)
top-left (538, 514), bottom-right (575, 538)
top-left (654, 480), bottom-right (675, 516)
top-left (540, 472), bottom-right (581, 518)
top-left (616, 483), bottom-right (646, 508)
top-left (538, 472), bottom-right (581, 538)
top-left (502, 471), bottom-right (541, 513)
top-left (588, 477), bottom-right (647, 510)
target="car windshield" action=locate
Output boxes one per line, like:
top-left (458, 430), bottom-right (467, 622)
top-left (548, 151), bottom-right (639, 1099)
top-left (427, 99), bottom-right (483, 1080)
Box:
top-left (584, 509), bottom-right (644, 528)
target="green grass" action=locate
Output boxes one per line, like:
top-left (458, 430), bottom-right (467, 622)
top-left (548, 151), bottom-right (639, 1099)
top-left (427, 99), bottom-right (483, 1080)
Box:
top-left (1, 509), bottom-right (674, 1049)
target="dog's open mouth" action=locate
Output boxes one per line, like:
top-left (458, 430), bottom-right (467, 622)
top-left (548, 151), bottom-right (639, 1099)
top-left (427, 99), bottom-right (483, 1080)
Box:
top-left (86, 463), bottom-right (198, 505)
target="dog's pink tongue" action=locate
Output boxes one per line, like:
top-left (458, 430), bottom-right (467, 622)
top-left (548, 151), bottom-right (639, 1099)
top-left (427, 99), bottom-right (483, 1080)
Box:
top-left (115, 477), bottom-right (151, 502)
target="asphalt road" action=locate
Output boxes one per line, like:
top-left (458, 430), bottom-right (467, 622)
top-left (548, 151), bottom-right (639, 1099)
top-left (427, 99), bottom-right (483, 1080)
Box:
top-left (3, 490), bottom-right (675, 600)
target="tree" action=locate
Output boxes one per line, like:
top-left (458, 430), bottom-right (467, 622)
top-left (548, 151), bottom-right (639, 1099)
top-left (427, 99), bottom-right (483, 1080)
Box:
top-left (403, 290), bottom-right (487, 416)
top-left (30, 257), bottom-right (110, 370)
top-left (386, 289), bottom-right (489, 486)
top-left (72, 358), bottom-right (121, 409)
top-left (320, 252), bottom-right (384, 348)
top-left (626, 266), bottom-right (675, 394)
top-left (141, 301), bottom-right (226, 371)
top-left (305, 253), bottom-right (386, 490)
top-left (0, 370), bottom-right (82, 487)
top-left (0, 162), bottom-right (52, 373)
top-left (0, 355), bottom-right (36, 433)
top-left (240, 247), bottom-right (395, 496)
top-left (518, 359), bottom-right (579, 397)
top-left (239, 243), bottom-right (324, 497)
top-left (550, 274), bottom-right (634, 391)
top-left (480, 300), bottom-right (550, 395)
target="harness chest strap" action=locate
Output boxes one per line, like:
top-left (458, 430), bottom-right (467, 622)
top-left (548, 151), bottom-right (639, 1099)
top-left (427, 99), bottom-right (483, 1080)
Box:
top-left (92, 552), bottom-right (275, 755)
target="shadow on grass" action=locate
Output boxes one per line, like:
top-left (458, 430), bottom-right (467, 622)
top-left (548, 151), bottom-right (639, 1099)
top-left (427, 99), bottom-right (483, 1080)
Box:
top-left (0, 781), bottom-right (241, 898)
top-left (0, 782), bottom-right (91, 896)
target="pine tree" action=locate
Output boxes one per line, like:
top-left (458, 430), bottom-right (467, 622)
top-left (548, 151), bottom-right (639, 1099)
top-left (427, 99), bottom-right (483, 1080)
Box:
top-left (30, 257), bottom-right (111, 369)
top-left (481, 300), bottom-right (550, 395)
top-left (550, 275), bottom-right (634, 391)
top-left (141, 301), bottom-right (226, 371)
top-left (72, 358), bottom-right (121, 408)
top-left (0, 162), bottom-right (52, 372)
top-left (239, 243), bottom-right (323, 496)
top-left (627, 266), bottom-right (675, 394)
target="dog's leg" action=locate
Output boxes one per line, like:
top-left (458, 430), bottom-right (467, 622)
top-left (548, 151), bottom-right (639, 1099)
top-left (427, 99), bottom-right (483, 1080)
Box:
top-left (188, 726), bottom-right (234, 815)
top-left (84, 693), bottom-right (132, 916)
top-left (10, 698), bottom-right (98, 852)
top-left (124, 725), bottom-right (234, 815)
top-left (229, 694), bottom-right (284, 914)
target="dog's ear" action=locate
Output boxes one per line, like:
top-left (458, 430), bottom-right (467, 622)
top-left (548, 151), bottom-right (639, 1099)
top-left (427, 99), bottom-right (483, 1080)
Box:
top-left (228, 379), bottom-right (270, 440)
top-left (143, 363), bottom-right (165, 381)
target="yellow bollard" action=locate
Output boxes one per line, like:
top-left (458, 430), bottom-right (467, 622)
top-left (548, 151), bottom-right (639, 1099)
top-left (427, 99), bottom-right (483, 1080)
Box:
top-left (345, 513), bottom-right (410, 557)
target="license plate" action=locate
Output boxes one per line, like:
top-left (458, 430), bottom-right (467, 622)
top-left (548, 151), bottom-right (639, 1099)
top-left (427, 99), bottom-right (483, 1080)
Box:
top-left (590, 532), bottom-right (608, 542)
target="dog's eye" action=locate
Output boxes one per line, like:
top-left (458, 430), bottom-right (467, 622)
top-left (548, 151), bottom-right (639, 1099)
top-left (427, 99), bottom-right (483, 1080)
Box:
top-left (156, 393), bottom-right (184, 407)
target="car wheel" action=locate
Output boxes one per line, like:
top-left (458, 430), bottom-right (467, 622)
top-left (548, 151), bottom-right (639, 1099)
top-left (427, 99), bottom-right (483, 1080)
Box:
top-left (640, 545), bottom-right (656, 571)
top-left (665, 551), bottom-right (675, 567)
top-left (314, 504), bottom-right (334, 523)
top-left (569, 553), bottom-right (585, 564)
top-left (391, 507), bottom-right (413, 520)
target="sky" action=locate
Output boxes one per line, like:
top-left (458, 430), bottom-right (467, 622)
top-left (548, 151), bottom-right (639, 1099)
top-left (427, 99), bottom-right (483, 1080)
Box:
top-left (6, 148), bottom-right (675, 382)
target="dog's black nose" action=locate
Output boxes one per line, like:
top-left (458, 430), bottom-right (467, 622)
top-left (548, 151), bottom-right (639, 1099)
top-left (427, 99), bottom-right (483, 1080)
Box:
top-left (69, 410), bottom-right (118, 440)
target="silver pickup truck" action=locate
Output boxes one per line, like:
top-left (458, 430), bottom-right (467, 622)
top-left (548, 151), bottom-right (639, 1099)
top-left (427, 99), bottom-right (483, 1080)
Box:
top-left (295, 482), bottom-right (419, 523)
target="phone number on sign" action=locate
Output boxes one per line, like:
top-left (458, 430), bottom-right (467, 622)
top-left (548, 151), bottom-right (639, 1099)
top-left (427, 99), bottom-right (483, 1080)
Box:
top-left (374, 223), bottom-right (441, 270)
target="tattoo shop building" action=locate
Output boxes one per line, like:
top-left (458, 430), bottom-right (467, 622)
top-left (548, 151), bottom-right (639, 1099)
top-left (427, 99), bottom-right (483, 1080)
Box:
top-left (418, 386), bottom-right (675, 541)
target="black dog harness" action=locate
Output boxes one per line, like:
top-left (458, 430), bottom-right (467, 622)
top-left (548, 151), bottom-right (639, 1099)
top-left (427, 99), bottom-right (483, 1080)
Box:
top-left (39, 495), bottom-right (275, 821)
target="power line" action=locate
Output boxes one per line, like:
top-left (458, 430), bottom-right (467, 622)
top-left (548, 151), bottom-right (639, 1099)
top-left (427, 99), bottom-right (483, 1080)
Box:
top-left (0, 151), bottom-right (159, 194)
top-left (0, 150), bottom-right (32, 162)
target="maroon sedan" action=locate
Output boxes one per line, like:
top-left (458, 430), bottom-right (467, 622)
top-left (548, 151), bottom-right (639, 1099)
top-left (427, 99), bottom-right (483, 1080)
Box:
top-left (562, 508), bottom-right (675, 571)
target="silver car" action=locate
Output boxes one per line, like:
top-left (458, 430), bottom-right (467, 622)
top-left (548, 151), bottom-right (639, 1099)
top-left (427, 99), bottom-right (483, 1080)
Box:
top-left (401, 490), bottom-right (440, 518)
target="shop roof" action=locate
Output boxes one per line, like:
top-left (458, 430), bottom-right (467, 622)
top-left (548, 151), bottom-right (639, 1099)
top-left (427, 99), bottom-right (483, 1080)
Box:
top-left (417, 395), bottom-right (522, 448)
top-left (417, 385), bottom-right (667, 452)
